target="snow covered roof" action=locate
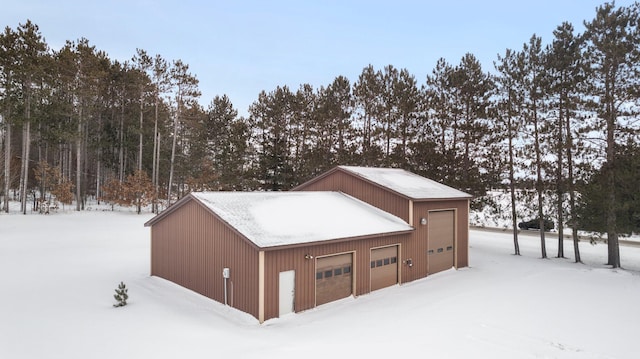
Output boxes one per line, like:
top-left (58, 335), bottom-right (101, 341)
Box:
top-left (190, 191), bottom-right (413, 248)
top-left (338, 166), bottom-right (472, 200)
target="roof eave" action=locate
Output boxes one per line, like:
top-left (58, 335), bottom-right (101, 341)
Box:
top-left (258, 228), bottom-right (415, 251)
top-left (413, 196), bottom-right (473, 202)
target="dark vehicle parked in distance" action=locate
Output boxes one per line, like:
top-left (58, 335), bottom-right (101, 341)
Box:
top-left (518, 218), bottom-right (554, 231)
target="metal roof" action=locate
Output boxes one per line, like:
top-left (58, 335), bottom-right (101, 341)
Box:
top-left (338, 166), bottom-right (472, 200)
top-left (190, 191), bottom-right (413, 248)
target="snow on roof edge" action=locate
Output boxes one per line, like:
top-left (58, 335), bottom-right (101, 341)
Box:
top-left (338, 166), bottom-right (472, 200)
top-left (190, 191), bottom-right (414, 248)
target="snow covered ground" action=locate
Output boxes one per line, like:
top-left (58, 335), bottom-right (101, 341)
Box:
top-left (1, 208), bottom-right (639, 359)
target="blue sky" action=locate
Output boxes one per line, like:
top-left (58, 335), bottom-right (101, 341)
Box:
top-left (2, 1), bottom-right (634, 116)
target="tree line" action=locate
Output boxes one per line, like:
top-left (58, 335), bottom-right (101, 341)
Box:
top-left (1, 2), bottom-right (639, 267)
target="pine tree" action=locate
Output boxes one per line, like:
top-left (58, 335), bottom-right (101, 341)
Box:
top-left (167, 59), bottom-right (200, 204)
top-left (577, 141), bottom-right (640, 236)
top-left (583, 2), bottom-right (640, 268)
top-left (13, 21), bottom-right (49, 214)
top-left (353, 65), bottom-right (383, 166)
top-left (379, 65), bottom-right (399, 164)
top-left (547, 22), bottom-right (585, 261)
top-left (290, 83), bottom-right (318, 183)
top-left (150, 54), bottom-right (170, 213)
top-left (202, 96), bottom-right (253, 191)
top-left (55, 38), bottom-right (110, 211)
top-left (132, 49), bottom-right (152, 173)
top-left (0, 26), bottom-right (18, 213)
top-left (522, 35), bottom-right (549, 259)
top-left (392, 68), bottom-right (420, 168)
top-left (423, 58), bottom-right (457, 184)
top-left (315, 75), bottom-right (355, 168)
top-left (495, 48), bottom-right (526, 255)
top-left (449, 53), bottom-right (494, 198)
top-left (249, 86), bottom-right (296, 190)
top-left (113, 282), bottom-right (128, 307)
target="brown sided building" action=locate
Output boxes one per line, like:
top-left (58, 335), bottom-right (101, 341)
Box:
top-left (144, 166), bottom-right (471, 323)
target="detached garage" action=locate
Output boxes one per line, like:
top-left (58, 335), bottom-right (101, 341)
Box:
top-left (145, 166), bottom-right (471, 323)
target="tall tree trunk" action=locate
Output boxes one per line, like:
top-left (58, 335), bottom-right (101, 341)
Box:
top-left (451, 116), bottom-right (459, 184)
top-left (96, 115), bottom-right (102, 204)
top-left (20, 87), bottom-right (32, 214)
top-left (96, 156), bottom-right (101, 204)
top-left (66, 144), bottom-right (72, 182)
top-left (138, 93), bottom-right (143, 172)
top-left (565, 108), bottom-right (581, 263)
top-left (3, 121), bottom-right (10, 213)
top-left (168, 108), bottom-right (179, 205)
top-left (119, 100), bottom-right (125, 183)
top-left (75, 109), bottom-right (82, 212)
top-left (37, 122), bottom-right (42, 172)
top-left (59, 144), bottom-right (63, 182)
top-left (385, 111), bottom-right (391, 158)
top-left (463, 102), bottom-right (471, 190)
top-left (151, 97), bottom-right (159, 213)
top-left (155, 133), bottom-right (161, 209)
top-left (556, 95), bottom-right (565, 258)
top-left (364, 112), bottom-right (371, 166)
top-left (605, 80), bottom-right (620, 267)
top-left (82, 118), bottom-right (89, 210)
top-left (507, 111), bottom-right (520, 255)
top-left (533, 104), bottom-right (547, 259)
top-left (20, 120), bottom-right (31, 214)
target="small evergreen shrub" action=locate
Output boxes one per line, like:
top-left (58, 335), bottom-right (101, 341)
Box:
top-left (113, 281), bottom-right (128, 307)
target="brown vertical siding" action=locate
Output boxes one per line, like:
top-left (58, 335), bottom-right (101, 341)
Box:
top-left (407, 201), bottom-right (430, 281)
top-left (456, 200), bottom-right (470, 267)
top-left (295, 170), bottom-right (410, 221)
top-left (150, 199), bottom-right (260, 318)
top-left (296, 168), bottom-right (470, 282)
top-left (410, 199), bottom-right (470, 280)
top-left (261, 233), bottom-right (408, 321)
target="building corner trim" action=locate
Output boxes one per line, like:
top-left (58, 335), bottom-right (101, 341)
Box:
top-left (258, 250), bottom-right (265, 323)
top-left (408, 199), bottom-right (414, 226)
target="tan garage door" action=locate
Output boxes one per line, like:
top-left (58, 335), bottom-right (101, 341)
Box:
top-left (427, 210), bottom-right (455, 274)
top-left (316, 253), bottom-right (353, 306)
top-left (370, 246), bottom-right (398, 291)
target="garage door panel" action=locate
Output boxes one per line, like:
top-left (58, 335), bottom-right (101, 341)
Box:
top-left (371, 246), bottom-right (398, 291)
top-left (316, 253), bottom-right (352, 306)
top-left (428, 210), bottom-right (454, 275)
